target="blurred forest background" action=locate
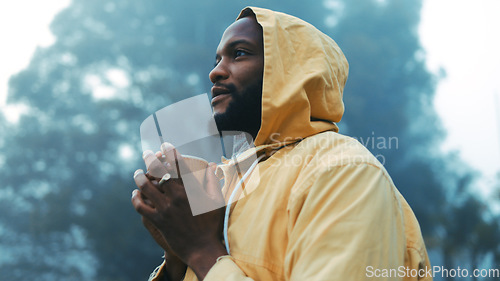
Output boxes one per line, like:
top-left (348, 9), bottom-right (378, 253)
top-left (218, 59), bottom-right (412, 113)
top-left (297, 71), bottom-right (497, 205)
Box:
top-left (1, 0), bottom-right (499, 280)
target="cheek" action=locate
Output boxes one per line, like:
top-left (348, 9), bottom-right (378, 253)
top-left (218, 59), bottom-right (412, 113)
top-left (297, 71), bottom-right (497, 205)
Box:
top-left (238, 67), bottom-right (264, 91)
top-left (248, 64), bottom-right (264, 79)
top-left (235, 61), bottom-right (264, 80)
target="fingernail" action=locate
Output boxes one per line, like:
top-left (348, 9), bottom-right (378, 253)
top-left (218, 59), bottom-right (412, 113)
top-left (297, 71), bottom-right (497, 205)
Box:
top-left (161, 142), bottom-right (174, 152)
top-left (134, 171), bottom-right (148, 186)
top-left (143, 150), bottom-right (154, 158)
top-left (134, 169), bottom-right (144, 178)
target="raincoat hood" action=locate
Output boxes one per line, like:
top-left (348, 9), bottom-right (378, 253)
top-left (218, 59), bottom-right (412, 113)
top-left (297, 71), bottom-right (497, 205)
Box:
top-left (237, 7), bottom-right (349, 147)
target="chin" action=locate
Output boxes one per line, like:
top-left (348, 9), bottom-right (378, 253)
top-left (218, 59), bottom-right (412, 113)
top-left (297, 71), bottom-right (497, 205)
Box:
top-left (212, 96), bottom-right (232, 114)
top-left (213, 107), bottom-right (228, 115)
top-left (214, 110), bottom-right (236, 132)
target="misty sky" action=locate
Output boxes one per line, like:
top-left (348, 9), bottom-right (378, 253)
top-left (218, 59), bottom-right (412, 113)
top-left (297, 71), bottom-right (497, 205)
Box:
top-left (1, 0), bottom-right (499, 192)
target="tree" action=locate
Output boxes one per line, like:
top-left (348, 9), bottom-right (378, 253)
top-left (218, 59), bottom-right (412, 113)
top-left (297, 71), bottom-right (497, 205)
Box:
top-left (1, 0), bottom-right (498, 279)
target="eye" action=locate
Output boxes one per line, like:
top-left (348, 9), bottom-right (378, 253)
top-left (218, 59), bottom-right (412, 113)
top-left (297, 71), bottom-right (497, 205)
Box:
top-left (235, 49), bottom-right (248, 58)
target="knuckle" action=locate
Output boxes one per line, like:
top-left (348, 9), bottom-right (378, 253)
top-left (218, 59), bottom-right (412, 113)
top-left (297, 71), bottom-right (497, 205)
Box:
top-left (135, 203), bottom-right (144, 213)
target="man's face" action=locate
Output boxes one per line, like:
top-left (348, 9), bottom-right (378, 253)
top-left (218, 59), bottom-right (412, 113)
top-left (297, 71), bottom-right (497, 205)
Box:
top-left (209, 16), bottom-right (264, 138)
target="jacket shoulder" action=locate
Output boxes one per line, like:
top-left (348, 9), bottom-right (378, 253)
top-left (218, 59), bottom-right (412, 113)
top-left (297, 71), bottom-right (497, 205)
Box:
top-left (296, 131), bottom-right (385, 169)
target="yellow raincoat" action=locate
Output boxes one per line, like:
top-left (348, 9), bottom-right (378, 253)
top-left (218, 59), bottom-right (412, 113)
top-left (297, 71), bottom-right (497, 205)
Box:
top-left (151, 6), bottom-right (432, 281)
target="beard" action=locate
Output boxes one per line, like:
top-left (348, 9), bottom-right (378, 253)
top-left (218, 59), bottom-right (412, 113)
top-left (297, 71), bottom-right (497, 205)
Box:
top-left (213, 82), bottom-right (262, 140)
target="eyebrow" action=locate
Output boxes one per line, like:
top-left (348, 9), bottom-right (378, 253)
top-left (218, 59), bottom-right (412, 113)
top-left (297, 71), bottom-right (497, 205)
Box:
top-left (215, 39), bottom-right (255, 61)
top-left (227, 39), bottom-right (254, 49)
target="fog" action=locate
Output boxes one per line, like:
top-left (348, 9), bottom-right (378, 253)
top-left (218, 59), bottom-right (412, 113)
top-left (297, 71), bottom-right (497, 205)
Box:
top-left (0, 0), bottom-right (498, 280)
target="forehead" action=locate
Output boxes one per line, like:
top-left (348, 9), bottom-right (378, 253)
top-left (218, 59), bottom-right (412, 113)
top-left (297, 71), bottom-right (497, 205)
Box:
top-left (217, 17), bottom-right (263, 51)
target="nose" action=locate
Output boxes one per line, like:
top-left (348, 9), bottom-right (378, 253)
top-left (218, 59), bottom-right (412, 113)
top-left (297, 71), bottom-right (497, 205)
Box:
top-left (209, 60), bottom-right (229, 84)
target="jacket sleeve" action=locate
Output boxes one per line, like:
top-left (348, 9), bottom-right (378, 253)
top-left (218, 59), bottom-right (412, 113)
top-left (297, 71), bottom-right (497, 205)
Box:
top-left (202, 163), bottom-right (407, 281)
top-left (284, 163), bottom-right (406, 280)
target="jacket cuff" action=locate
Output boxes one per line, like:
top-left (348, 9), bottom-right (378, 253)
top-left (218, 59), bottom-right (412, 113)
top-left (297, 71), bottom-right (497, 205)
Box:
top-left (204, 256), bottom-right (246, 280)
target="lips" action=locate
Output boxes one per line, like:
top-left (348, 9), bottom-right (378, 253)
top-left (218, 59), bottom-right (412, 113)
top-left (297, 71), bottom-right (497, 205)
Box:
top-left (211, 93), bottom-right (231, 107)
top-left (211, 85), bottom-right (231, 97)
top-left (211, 85), bottom-right (232, 106)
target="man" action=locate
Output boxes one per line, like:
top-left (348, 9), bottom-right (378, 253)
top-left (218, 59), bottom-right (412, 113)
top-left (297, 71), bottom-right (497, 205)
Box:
top-left (132, 7), bottom-right (432, 281)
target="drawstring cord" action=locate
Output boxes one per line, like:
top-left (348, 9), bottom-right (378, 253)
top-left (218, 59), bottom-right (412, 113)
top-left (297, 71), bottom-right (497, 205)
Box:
top-left (223, 154), bottom-right (265, 255)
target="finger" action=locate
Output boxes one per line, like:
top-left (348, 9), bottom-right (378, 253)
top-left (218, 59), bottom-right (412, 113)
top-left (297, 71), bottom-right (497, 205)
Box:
top-left (139, 188), bottom-right (155, 207)
top-left (205, 163), bottom-right (224, 204)
top-left (160, 142), bottom-right (176, 164)
top-left (142, 217), bottom-right (170, 251)
top-left (137, 171), bottom-right (158, 205)
top-left (161, 142), bottom-right (190, 178)
top-left (164, 162), bottom-right (175, 173)
top-left (159, 159), bottom-right (176, 176)
top-left (145, 172), bottom-right (159, 184)
top-left (155, 151), bottom-right (163, 159)
top-left (156, 150), bottom-right (167, 166)
top-left (131, 189), bottom-right (156, 217)
top-left (134, 169), bottom-right (166, 206)
top-left (143, 150), bottom-right (169, 178)
top-left (155, 151), bottom-right (171, 170)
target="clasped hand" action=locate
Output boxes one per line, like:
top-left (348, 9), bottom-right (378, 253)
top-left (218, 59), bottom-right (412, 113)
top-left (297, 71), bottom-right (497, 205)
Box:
top-left (131, 142), bottom-right (227, 280)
